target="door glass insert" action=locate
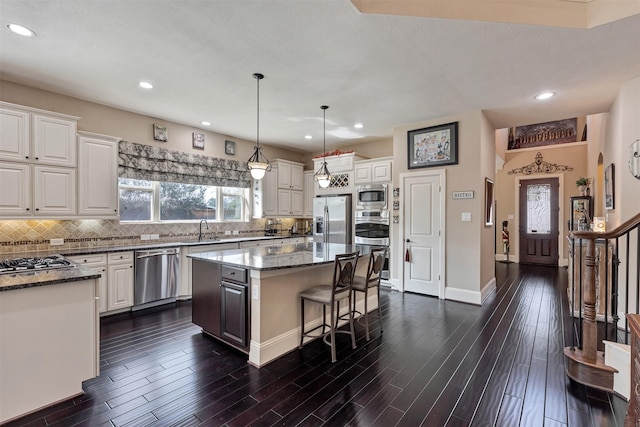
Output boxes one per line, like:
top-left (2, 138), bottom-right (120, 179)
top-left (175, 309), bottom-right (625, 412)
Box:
top-left (527, 184), bottom-right (551, 234)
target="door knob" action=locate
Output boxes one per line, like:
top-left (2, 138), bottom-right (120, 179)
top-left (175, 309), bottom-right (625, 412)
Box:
top-left (406, 239), bottom-right (410, 243)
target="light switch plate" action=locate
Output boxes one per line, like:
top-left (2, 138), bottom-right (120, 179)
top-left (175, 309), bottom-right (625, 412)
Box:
top-left (50, 238), bottom-right (64, 246)
top-left (233, 230), bottom-right (239, 235)
top-left (252, 284), bottom-right (259, 300)
top-left (462, 212), bottom-right (472, 222)
top-left (149, 234), bottom-right (159, 240)
top-left (140, 234), bottom-right (150, 240)
top-left (225, 230), bottom-right (231, 235)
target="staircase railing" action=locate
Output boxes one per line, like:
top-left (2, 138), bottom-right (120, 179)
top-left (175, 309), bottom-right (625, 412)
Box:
top-left (565, 212), bottom-right (640, 392)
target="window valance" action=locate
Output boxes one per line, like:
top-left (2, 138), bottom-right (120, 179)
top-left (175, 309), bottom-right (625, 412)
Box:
top-left (118, 140), bottom-right (251, 188)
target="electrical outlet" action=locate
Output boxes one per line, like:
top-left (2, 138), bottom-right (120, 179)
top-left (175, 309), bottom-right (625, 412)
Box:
top-left (233, 230), bottom-right (239, 235)
top-left (50, 238), bottom-right (64, 246)
top-left (225, 230), bottom-right (231, 235)
top-left (462, 212), bottom-right (472, 222)
top-left (140, 234), bottom-right (150, 240)
top-left (149, 234), bottom-right (159, 240)
top-left (252, 284), bottom-right (259, 300)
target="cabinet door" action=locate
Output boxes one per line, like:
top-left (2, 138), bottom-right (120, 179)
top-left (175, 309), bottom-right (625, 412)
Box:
top-left (78, 137), bottom-right (118, 217)
top-left (32, 114), bottom-right (77, 167)
top-left (66, 254), bottom-right (108, 314)
top-left (354, 164), bottom-right (371, 184)
top-left (277, 162), bottom-right (292, 189)
top-left (0, 108), bottom-right (30, 163)
top-left (278, 189), bottom-right (292, 216)
top-left (191, 259), bottom-right (221, 335)
top-left (33, 165), bottom-right (76, 216)
top-left (262, 168), bottom-right (277, 216)
top-left (371, 161), bottom-right (392, 182)
top-left (290, 164), bottom-right (303, 190)
top-left (0, 162), bottom-right (31, 216)
top-left (290, 190), bottom-right (303, 216)
top-left (220, 281), bottom-right (248, 347)
top-left (107, 262), bottom-right (134, 311)
top-left (303, 171), bottom-right (314, 217)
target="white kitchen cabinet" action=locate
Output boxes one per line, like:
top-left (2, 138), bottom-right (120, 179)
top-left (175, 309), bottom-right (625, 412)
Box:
top-left (77, 132), bottom-right (120, 217)
top-left (303, 170), bottom-right (314, 217)
top-left (107, 252), bottom-right (134, 312)
top-left (32, 165), bottom-right (76, 216)
top-left (239, 239), bottom-right (273, 248)
top-left (0, 162), bottom-right (31, 215)
top-left (0, 107), bottom-right (30, 162)
top-left (277, 189), bottom-right (303, 216)
top-left (66, 254), bottom-right (108, 314)
top-left (0, 162), bottom-right (76, 217)
top-left (276, 160), bottom-right (303, 190)
top-left (261, 167), bottom-right (278, 217)
top-left (354, 159), bottom-right (392, 184)
top-left (32, 113), bottom-right (77, 167)
top-left (0, 102), bottom-right (79, 219)
top-left (313, 153), bottom-right (365, 196)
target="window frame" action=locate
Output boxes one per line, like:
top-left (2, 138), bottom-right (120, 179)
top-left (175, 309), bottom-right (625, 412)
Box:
top-left (118, 179), bottom-right (249, 223)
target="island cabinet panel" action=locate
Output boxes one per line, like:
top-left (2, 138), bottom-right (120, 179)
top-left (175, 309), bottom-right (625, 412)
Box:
top-left (192, 259), bottom-right (221, 336)
top-left (220, 281), bottom-right (248, 347)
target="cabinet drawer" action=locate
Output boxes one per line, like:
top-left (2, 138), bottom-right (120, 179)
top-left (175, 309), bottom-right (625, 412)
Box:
top-left (67, 253), bottom-right (107, 265)
top-left (221, 265), bottom-right (247, 284)
top-left (108, 251), bottom-right (133, 263)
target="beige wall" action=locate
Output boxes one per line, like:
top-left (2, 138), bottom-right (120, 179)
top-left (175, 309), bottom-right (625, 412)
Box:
top-left (391, 109), bottom-right (495, 302)
top-left (339, 138), bottom-right (394, 159)
top-left (0, 80), bottom-right (307, 166)
top-left (495, 144), bottom-right (588, 263)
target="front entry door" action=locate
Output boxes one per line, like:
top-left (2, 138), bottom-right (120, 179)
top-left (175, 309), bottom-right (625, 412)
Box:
top-left (519, 178), bottom-right (559, 265)
top-left (402, 172), bottom-right (443, 296)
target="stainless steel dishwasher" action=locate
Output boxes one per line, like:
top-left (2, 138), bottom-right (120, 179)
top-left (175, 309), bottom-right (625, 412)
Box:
top-left (133, 248), bottom-right (180, 311)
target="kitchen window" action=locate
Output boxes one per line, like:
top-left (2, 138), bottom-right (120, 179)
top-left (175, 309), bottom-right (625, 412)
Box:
top-left (118, 178), bottom-right (248, 222)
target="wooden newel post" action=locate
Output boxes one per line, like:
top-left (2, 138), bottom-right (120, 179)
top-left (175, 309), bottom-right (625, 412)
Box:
top-left (582, 237), bottom-right (597, 362)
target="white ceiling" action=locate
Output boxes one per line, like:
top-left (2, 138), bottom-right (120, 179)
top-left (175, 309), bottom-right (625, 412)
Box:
top-left (1, 0), bottom-right (639, 154)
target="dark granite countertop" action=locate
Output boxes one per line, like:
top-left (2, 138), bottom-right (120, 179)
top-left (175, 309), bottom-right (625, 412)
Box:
top-left (188, 242), bottom-right (372, 271)
top-left (0, 264), bottom-right (102, 292)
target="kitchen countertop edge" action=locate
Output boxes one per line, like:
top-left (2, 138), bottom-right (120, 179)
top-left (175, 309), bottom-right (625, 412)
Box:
top-left (0, 264), bottom-right (103, 292)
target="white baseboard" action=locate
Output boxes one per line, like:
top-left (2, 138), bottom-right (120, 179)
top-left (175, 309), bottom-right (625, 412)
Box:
top-left (248, 294), bottom-right (378, 367)
top-left (604, 340), bottom-right (630, 400)
top-left (444, 278), bottom-right (495, 306)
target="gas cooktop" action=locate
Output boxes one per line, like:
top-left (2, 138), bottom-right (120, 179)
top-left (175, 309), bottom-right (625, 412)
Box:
top-left (0, 255), bottom-right (75, 275)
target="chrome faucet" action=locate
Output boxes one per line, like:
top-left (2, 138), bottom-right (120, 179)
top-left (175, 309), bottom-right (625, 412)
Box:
top-left (198, 219), bottom-right (209, 241)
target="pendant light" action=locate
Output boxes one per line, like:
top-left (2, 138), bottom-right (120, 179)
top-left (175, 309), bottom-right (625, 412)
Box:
top-left (314, 105), bottom-right (331, 188)
top-left (247, 73), bottom-right (271, 180)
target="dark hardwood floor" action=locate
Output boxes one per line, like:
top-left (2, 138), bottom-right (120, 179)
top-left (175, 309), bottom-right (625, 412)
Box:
top-left (5, 263), bottom-right (628, 427)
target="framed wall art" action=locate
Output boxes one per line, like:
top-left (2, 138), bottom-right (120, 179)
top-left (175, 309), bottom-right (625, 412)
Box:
top-left (408, 121), bottom-right (458, 169)
top-left (225, 140), bottom-right (236, 155)
top-left (484, 178), bottom-right (494, 226)
top-left (192, 132), bottom-right (205, 149)
top-left (605, 163), bottom-right (615, 210)
top-left (153, 123), bottom-right (168, 142)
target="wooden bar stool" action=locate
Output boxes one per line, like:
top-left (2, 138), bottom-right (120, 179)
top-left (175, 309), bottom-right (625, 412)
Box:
top-left (351, 246), bottom-right (387, 341)
top-left (298, 251), bottom-right (359, 363)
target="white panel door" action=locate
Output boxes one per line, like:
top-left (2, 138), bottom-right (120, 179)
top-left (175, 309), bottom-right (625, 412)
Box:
top-left (403, 173), bottom-right (442, 296)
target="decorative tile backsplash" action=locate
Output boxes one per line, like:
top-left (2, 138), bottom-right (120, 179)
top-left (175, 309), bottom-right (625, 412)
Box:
top-left (0, 218), bottom-right (300, 255)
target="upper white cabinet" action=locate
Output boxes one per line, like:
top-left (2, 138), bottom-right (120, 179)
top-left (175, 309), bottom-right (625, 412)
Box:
top-left (77, 132), bottom-right (120, 217)
top-left (354, 158), bottom-right (392, 184)
top-left (313, 153), bottom-right (365, 195)
top-left (0, 102), bottom-right (78, 167)
top-left (0, 102), bottom-right (80, 218)
top-left (259, 159), bottom-right (305, 217)
top-left (276, 160), bottom-right (303, 190)
top-left (303, 170), bottom-right (314, 217)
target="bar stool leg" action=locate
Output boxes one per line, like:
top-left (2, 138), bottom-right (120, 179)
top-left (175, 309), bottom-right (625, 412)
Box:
top-left (348, 291), bottom-right (356, 349)
top-left (363, 287), bottom-right (370, 341)
top-left (377, 284), bottom-right (383, 335)
top-left (299, 298), bottom-right (305, 349)
top-left (329, 301), bottom-right (337, 363)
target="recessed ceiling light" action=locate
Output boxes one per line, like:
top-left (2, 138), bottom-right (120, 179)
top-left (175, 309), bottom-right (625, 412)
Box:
top-left (354, 123), bottom-right (363, 129)
top-left (535, 92), bottom-right (555, 100)
top-left (304, 135), bottom-right (312, 139)
top-left (138, 81), bottom-right (153, 89)
top-left (201, 121), bottom-right (211, 126)
top-left (7, 23), bottom-right (35, 37)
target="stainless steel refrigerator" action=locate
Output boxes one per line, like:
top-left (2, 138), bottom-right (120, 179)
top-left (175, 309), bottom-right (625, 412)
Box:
top-left (313, 195), bottom-right (352, 244)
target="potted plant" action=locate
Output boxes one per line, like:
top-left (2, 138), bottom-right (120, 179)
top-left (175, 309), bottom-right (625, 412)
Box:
top-left (576, 177), bottom-right (590, 195)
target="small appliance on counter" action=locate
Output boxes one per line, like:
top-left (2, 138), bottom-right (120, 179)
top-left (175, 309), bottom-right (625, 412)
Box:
top-left (264, 219), bottom-right (282, 236)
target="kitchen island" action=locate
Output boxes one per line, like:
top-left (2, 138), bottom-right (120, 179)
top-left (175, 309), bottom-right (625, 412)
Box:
top-left (188, 242), bottom-right (373, 367)
top-left (0, 265), bottom-right (100, 424)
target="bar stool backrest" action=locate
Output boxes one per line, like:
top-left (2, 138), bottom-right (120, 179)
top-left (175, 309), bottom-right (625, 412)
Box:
top-left (333, 252), bottom-right (359, 294)
top-left (366, 247), bottom-right (388, 287)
